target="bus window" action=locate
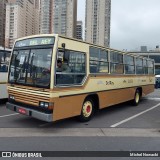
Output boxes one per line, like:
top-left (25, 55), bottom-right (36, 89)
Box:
top-left (124, 55), bottom-right (135, 74)
top-left (0, 51), bottom-right (10, 72)
top-left (0, 65), bottom-right (8, 72)
top-left (0, 49), bottom-right (11, 99)
top-left (148, 60), bottom-right (154, 74)
top-left (89, 47), bottom-right (99, 73)
top-left (136, 58), bottom-right (143, 74)
top-left (9, 50), bottom-right (30, 83)
top-left (56, 50), bottom-right (86, 86)
top-left (9, 48), bottom-right (52, 88)
top-left (89, 47), bottom-right (109, 73)
top-left (27, 49), bottom-right (52, 86)
top-left (110, 51), bottom-right (124, 74)
top-left (99, 50), bottom-right (109, 73)
top-left (143, 59), bottom-right (148, 74)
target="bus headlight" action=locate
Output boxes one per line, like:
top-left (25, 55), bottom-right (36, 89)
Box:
top-left (9, 95), bottom-right (15, 100)
top-left (39, 102), bottom-right (49, 108)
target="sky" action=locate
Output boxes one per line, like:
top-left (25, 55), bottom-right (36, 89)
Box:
top-left (78, 0), bottom-right (160, 51)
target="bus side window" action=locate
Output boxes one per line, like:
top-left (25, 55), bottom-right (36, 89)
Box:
top-left (56, 49), bottom-right (71, 73)
top-left (89, 47), bottom-right (109, 74)
top-left (56, 50), bottom-right (86, 86)
top-left (110, 51), bottom-right (124, 74)
top-left (0, 65), bottom-right (8, 72)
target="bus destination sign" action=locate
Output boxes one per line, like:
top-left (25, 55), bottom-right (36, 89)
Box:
top-left (15, 37), bottom-right (55, 48)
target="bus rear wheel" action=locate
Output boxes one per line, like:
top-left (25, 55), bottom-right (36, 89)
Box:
top-left (78, 98), bottom-right (95, 122)
top-left (132, 89), bottom-right (140, 106)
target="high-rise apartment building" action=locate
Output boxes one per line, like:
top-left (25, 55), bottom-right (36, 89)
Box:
top-left (34, 0), bottom-right (40, 9)
top-left (40, 0), bottom-right (77, 38)
top-left (33, 0), bottom-right (40, 35)
top-left (0, 0), bottom-right (8, 47)
top-left (76, 21), bottom-right (83, 40)
top-left (85, 0), bottom-right (111, 47)
top-left (40, 0), bottom-right (52, 34)
top-left (5, 0), bottom-right (40, 48)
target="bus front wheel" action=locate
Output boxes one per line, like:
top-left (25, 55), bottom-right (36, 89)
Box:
top-left (78, 98), bottom-right (95, 122)
top-left (132, 89), bottom-right (140, 106)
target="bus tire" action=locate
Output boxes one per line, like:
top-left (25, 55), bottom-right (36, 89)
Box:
top-left (132, 89), bottom-right (140, 106)
top-left (78, 98), bottom-right (95, 122)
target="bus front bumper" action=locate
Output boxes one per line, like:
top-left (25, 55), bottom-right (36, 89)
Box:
top-left (6, 102), bottom-right (53, 122)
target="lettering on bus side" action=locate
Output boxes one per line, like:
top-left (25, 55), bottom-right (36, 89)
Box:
top-left (149, 77), bottom-right (153, 82)
top-left (128, 79), bottom-right (133, 83)
top-left (106, 81), bottom-right (114, 85)
top-left (123, 79), bottom-right (133, 84)
top-left (138, 78), bottom-right (148, 83)
top-left (123, 80), bottom-right (127, 83)
top-left (142, 80), bottom-right (146, 82)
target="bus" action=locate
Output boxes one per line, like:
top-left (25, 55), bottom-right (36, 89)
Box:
top-left (0, 48), bottom-right (11, 99)
top-left (6, 34), bottom-right (155, 122)
top-left (155, 75), bottom-right (160, 88)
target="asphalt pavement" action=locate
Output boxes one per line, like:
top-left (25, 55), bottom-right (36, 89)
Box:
top-left (0, 89), bottom-right (160, 160)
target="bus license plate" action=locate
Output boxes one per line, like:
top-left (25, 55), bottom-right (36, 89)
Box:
top-left (18, 108), bottom-right (27, 115)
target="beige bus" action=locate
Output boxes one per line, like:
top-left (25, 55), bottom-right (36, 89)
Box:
top-left (6, 34), bottom-right (155, 122)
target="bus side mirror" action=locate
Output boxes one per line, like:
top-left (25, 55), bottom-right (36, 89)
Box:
top-left (61, 43), bottom-right (67, 61)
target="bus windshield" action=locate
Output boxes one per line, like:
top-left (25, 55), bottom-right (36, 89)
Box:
top-left (9, 48), bottom-right (52, 88)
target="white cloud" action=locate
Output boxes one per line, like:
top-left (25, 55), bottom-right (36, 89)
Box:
top-left (78, 0), bottom-right (160, 51)
top-left (111, 0), bottom-right (160, 51)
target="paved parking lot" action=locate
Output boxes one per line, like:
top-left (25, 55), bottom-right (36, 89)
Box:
top-left (0, 89), bottom-right (160, 159)
top-left (0, 90), bottom-right (160, 129)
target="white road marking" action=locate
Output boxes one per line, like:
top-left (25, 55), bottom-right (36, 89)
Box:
top-left (145, 97), bottom-right (160, 101)
top-left (0, 113), bottom-right (19, 118)
top-left (110, 103), bottom-right (160, 128)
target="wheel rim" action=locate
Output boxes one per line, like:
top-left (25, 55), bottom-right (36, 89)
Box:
top-left (82, 101), bottom-right (92, 118)
top-left (135, 92), bottom-right (140, 103)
